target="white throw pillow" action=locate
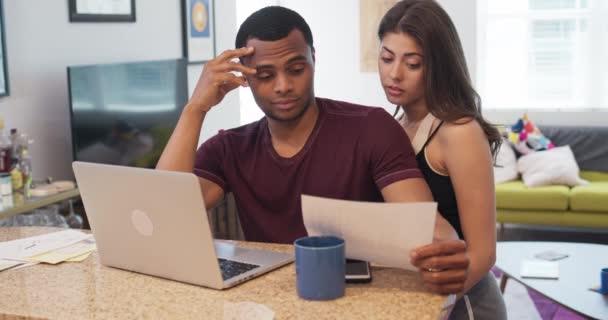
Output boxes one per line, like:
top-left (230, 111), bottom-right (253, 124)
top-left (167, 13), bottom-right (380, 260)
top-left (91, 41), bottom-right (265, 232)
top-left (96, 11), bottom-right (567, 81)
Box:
top-left (494, 138), bottom-right (519, 184)
top-left (517, 145), bottom-right (588, 187)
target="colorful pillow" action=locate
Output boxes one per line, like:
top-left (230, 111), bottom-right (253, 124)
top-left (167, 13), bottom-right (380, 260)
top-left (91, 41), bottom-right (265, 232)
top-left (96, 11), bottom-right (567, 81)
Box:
top-left (506, 114), bottom-right (555, 155)
top-left (517, 146), bottom-right (588, 187)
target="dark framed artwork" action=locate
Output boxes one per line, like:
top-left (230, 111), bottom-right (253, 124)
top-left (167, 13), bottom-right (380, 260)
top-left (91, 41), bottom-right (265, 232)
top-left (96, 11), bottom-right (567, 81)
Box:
top-left (68, 0), bottom-right (136, 23)
top-left (182, 0), bottom-right (216, 64)
top-left (0, 0), bottom-right (8, 97)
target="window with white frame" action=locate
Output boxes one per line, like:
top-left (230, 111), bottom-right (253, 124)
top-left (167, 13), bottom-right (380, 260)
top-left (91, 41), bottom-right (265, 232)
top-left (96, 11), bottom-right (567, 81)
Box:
top-left (236, 0), bottom-right (279, 124)
top-left (477, 0), bottom-right (608, 109)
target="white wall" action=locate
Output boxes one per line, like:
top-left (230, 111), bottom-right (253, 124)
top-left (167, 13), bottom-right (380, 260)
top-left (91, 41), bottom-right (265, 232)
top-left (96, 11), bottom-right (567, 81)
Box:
top-left (192, 0), bottom-right (241, 144)
top-left (0, 0), bottom-right (238, 181)
top-left (437, 0), bottom-right (476, 83)
top-left (282, 0), bottom-right (385, 109)
top-left (281, 0), bottom-right (607, 126)
top-left (280, 0), bottom-right (476, 110)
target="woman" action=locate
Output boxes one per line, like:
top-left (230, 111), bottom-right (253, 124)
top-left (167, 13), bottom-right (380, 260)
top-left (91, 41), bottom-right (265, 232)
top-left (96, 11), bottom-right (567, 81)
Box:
top-left (377, 1), bottom-right (506, 319)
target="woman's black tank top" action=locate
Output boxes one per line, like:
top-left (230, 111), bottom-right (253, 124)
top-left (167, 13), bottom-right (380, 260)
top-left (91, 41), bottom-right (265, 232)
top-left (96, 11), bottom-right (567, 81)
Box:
top-left (415, 122), bottom-right (464, 239)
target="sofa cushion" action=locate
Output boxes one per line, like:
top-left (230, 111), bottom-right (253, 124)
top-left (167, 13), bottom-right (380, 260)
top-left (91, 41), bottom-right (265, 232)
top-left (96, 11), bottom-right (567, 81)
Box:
top-left (497, 209), bottom-right (608, 228)
top-left (496, 181), bottom-right (569, 211)
top-left (506, 114), bottom-right (555, 155)
top-left (539, 126), bottom-right (608, 172)
top-left (517, 146), bottom-right (588, 187)
top-left (580, 171), bottom-right (608, 182)
top-left (494, 138), bottom-right (518, 184)
top-left (569, 182), bottom-right (608, 212)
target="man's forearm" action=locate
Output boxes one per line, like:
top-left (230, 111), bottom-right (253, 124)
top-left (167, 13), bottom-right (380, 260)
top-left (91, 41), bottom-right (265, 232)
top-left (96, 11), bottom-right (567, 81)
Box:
top-left (156, 103), bottom-right (207, 172)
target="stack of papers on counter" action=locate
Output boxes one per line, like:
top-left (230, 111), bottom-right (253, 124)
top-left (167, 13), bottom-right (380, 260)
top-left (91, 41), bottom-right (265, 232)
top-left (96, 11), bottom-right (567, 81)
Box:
top-left (0, 229), bottom-right (97, 271)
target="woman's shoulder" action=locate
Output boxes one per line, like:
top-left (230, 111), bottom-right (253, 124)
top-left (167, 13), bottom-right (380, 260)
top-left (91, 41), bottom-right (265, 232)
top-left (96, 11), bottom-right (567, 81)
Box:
top-left (436, 117), bottom-right (487, 146)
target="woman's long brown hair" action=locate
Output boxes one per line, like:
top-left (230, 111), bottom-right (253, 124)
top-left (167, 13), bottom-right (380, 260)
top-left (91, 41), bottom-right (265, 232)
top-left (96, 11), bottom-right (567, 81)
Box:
top-left (379, 0), bottom-right (501, 157)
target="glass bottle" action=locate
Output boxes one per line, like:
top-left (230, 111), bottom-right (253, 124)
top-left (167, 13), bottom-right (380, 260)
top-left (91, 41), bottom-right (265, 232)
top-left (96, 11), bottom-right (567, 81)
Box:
top-left (7, 129), bottom-right (22, 194)
top-left (9, 129), bottom-right (18, 167)
top-left (0, 130), bottom-right (11, 173)
top-left (11, 134), bottom-right (33, 197)
top-left (18, 149), bottom-right (32, 198)
top-left (65, 199), bottom-right (83, 229)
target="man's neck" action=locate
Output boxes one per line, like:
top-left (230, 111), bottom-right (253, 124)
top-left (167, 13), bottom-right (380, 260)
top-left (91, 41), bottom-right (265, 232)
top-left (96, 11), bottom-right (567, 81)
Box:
top-left (267, 100), bottom-right (320, 158)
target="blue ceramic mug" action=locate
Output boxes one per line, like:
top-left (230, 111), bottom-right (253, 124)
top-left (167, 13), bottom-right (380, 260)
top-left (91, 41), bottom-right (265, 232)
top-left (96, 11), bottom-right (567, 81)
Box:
top-left (601, 268), bottom-right (608, 294)
top-left (294, 236), bottom-right (345, 300)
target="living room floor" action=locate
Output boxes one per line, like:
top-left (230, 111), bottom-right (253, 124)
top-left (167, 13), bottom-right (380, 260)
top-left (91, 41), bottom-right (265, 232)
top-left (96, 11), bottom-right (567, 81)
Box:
top-left (496, 224), bottom-right (608, 320)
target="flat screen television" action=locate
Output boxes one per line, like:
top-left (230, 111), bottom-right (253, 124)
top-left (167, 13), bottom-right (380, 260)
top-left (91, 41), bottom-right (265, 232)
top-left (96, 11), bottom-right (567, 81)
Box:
top-left (68, 58), bottom-right (188, 168)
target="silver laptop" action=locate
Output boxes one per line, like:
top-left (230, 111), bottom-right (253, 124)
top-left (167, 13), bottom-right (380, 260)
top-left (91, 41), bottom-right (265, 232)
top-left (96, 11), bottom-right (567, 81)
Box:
top-left (72, 161), bottom-right (293, 289)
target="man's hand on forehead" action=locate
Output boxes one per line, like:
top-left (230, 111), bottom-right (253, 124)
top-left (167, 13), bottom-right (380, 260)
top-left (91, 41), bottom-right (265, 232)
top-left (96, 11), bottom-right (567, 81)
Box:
top-left (212, 47), bottom-right (257, 83)
top-left (218, 46), bottom-right (255, 62)
top-left (219, 47), bottom-right (256, 79)
top-left (186, 47), bottom-right (257, 113)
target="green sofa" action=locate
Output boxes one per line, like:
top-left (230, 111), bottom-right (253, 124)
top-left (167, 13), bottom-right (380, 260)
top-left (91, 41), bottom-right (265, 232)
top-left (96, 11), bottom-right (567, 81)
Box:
top-left (496, 126), bottom-right (608, 229)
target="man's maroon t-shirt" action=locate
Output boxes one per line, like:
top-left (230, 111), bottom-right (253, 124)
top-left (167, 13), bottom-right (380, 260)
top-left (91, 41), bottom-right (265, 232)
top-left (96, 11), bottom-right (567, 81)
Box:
top-left (194, 98), bottom-right (422, 243)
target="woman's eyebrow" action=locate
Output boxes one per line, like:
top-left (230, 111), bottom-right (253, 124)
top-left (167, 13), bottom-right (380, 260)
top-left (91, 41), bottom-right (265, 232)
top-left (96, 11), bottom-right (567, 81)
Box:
top-left (381, 46), bottom-right (422, 58)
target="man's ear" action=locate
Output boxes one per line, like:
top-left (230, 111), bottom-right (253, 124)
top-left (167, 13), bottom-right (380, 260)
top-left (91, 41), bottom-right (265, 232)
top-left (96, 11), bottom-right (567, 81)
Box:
top-left (311, 47), bottom-right (316, 64)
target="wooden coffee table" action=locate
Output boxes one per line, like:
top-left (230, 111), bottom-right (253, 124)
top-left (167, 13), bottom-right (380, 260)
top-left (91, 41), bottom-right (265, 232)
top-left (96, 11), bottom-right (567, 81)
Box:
top-left (496, 241), bottom-right (608, 319)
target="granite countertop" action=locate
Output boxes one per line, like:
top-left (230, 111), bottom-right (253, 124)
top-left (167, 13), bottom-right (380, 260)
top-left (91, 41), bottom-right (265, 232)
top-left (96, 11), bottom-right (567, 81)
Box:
top-left (0, 227), bottom-right (449, 319)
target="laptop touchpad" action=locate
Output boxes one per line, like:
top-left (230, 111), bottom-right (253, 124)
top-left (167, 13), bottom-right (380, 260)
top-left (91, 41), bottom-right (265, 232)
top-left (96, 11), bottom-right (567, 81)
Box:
top-left (215, 242), bottom-right (251, 259)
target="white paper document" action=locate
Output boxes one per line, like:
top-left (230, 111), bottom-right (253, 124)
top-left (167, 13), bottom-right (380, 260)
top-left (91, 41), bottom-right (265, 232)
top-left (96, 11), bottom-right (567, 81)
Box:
top-left (301, 195), bottom-right (437, 270)
top-left (27, 237), bottom-right (97, 264)
top-left (0, 258), bottom-right (24, 272)
top-left (0, 229), bottom-right (92, 263)
top-left (520, 259), bottom-right (559, 279)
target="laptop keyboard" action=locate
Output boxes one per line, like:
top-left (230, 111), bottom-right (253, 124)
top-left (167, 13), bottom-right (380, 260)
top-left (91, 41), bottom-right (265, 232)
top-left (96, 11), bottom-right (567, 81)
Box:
top-left (218, 258), bottom-right (260, 281)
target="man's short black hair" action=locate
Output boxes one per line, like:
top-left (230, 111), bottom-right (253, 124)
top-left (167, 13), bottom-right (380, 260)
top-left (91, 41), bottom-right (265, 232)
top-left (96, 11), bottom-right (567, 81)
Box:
top-left (235, 6), bottom-right (313, 49)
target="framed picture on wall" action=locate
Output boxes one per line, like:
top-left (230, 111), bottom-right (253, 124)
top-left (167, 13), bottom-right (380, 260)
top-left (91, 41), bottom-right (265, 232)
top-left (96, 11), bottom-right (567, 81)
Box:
top-left (182, 0), bottom-right (215, 64)
top-left (0, 0), bottom-right (9, 97)
top-left (68, 0), bottom-right (136, 23)
top-left (360, 0), bottom-right (398, 72)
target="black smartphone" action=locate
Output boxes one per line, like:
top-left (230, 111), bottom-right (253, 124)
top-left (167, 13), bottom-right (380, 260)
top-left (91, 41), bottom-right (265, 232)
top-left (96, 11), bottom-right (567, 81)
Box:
top-left (345, 259), bottom-right (372, 283)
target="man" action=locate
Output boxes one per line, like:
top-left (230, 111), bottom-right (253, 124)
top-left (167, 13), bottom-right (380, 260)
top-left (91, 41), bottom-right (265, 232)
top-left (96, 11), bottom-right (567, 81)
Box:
top-left (157, 6), bottom-right (468, 295)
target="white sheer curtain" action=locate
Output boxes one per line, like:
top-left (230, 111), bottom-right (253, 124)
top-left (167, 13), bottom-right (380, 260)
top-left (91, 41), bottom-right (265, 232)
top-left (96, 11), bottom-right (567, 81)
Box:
top-left (236, 0), bottom-right (280, 124)
top-left (477, 0), bottom-right (608, 110)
